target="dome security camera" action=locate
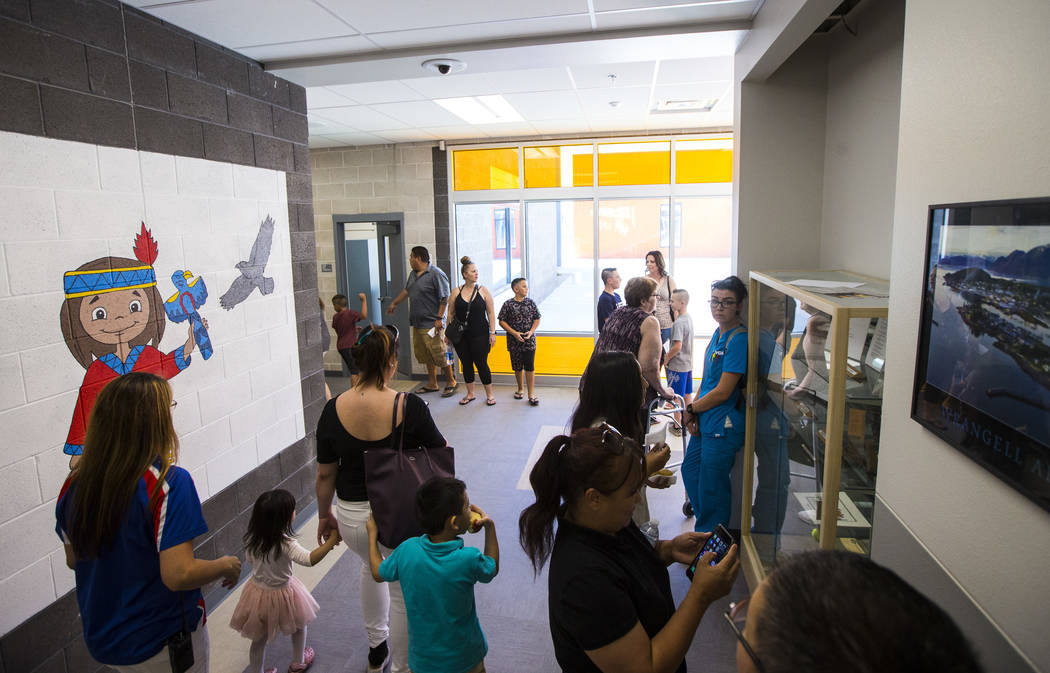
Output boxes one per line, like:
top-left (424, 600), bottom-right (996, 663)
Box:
top-left (422, 58), bottom-right (466, 76)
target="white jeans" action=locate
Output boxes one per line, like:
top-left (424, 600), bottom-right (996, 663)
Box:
top-left (336, 498), bottom-right (410, 673)
top-left (109, 623), bottom-right (209, 673)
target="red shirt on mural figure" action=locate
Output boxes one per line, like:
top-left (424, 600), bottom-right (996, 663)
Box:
top-left (59, 225), bottom-right (204, 466)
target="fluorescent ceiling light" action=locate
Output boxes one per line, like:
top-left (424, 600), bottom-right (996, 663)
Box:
top-left (653, 98), bottom-right (718, 113)
top-left (435, 95), bottom-right (523, 125)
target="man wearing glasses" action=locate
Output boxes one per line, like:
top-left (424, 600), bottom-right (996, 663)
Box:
top-left (682, 275), bottom-right (748, 534)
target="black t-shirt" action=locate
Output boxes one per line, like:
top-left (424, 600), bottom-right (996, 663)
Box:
top-left (547, 518), bottom-right (682, 673)
top-left (315, 393), bottom-right (446, 501)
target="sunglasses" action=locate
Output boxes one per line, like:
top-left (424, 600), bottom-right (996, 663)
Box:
top-left (709, 298), bottom-right (739, 308)
top-left (598, 421), bottom-right (628, 455)
top-left (724, 598), bottom-right (764, 672)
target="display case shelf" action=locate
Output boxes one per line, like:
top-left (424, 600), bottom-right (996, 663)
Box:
top-left (739, 270), bottom-right (889, 588)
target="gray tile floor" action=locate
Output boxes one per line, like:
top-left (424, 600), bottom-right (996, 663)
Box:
top-left (225, 375), bottom-right (747, 673)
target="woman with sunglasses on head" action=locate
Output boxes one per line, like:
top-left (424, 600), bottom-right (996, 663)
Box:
top-left (572, 351), bottom-right (673, 525)
top-left (315, 324), bottom-right (447, 673)
top-left (727, 550), bottom-right (982, 673)
top-left (446, 256), bottom-right (498, 406)
top-left (55, 373), bottom-right (241, 673)
top-left (520, 425), bottom-right (739, 673)
top-left (644, 250), bottom-right (677, 345)
top-left (592, 276), bottom-right (677, 408)
top-left (681, 276), bottom-right (748, 534)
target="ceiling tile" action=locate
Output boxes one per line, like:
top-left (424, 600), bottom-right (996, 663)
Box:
top-left (399, 72), bottom-right (505, 99)
top-left (528, 119), bottom-right (593, 136)
top-left (594, 2), bottom-right (756, 30)
top-left (588, 119), bottom-right (647, 133)
top-left (503, 91), bottom-right (583, 121)
top-left (306, 87), bottom-right (358, 109)
top-left (145, 0), bottom-right (355, 49)
top-left (369, 101), bottom-right (466, 127)
top-left (311, 106), bottom-right (408, 131)
top-left (472, 122), bottom-right (541, 139)
top-left (317, 131), bottom-right (387, 146)
top-left (308, 136), bottom-right (347, 148)
top-left (420, 126), bottom-right (489, 141)
top-left (656, 56), bottom-right (733, 84)
top-left (492, 67), bottom-right (576, 94)
top-left (571, 61), bottom-right (656, 89)
top-left (237, 35), bottom-right (375, 62)
top-left (316, 0), bottom-right (589, 34)
top-left (579, 86), bottom-right (651, 118)
top-left (651, 81), bottom-right (731, 105)
top-left (328, 80), bottom-right (427, 105)
top-left (366, 15), bottom-right (591, 50)
top-left (372, 129), bottom-right (439, 142)
top-left (594, 0), bottom-right (753, 10)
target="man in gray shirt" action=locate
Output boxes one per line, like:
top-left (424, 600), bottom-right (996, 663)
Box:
top-left (387, 246), bottom-right (458, 395)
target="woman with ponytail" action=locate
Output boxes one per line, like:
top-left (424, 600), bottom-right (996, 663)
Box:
top-left (519, 425), bottom-right (739, 673)
top-left (55, 372), bottom-right (241, 672)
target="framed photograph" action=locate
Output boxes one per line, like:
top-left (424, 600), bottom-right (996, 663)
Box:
top-left (912, 197), bottom-right (1050, 514)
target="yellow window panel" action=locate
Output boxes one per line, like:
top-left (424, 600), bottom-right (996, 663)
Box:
top-left (453, 148), bottom-right (520, 190)
top-left (524, 145), bottom-right (594, 188)
top-left (675, 138), bottom-right (733, 184)
top-left (487, 335), bottom-right (595, 376)
top-left (597, 141), bottom-right (671, 186)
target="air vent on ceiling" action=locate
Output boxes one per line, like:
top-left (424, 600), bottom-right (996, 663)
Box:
top-left (651, 98), bottom-right (718, 114)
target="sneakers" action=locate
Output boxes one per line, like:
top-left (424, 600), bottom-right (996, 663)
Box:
top-left (367, 641), bottom-right (390, 673)
top-left (288, 646), bottom-right (315, 673)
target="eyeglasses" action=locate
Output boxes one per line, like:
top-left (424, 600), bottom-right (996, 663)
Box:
top-left (598, 421), bottom-right (627, 455)
top-left (709, 298), bottom-right (739, 308)
top-left (723, 598), bottom-right (764, 673)
top-left (170, 400), bottom-right (178, 408)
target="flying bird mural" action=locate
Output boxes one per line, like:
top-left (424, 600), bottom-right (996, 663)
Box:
top-left (165, 269), bottom-right (213, 359)
top-left (220, 215), bottom-right (275, 310)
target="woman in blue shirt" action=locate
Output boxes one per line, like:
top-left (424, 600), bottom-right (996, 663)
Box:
top-left (682, 276), bottom-right (748, 533)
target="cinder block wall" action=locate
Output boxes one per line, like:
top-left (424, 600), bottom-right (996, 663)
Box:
top-left (0, 2), bottom-right (321, 671)
top-left (311, 143), bottom-right (439, 373)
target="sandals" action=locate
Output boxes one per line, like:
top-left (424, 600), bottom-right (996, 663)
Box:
top-left (459, 396), bottom-right (476, 405)
top-left (486, 398), bottom-right (497, 406)
top-left (513, 391), bottom-right (525, 400)
top-left (288, 646), bottom-right (315, 673)
top-left (413, 385), bottom-right (439, 394)
top-left (441, 383), bottom-right (459, 397)
top-left (528, 397), bottom-right (540, 406)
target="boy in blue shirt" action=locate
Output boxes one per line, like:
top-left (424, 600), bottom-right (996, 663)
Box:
top-left (682, 276), bottom-right (748, 533)
top-left (367, 477), bottom-right (499, 673)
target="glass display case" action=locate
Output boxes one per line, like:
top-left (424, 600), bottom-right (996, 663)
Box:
top-left (739, 270), bottom-right (889, 587)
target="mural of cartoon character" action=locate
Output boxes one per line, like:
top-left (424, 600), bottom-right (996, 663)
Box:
top-left (59, 224), bottom-right (208, 466)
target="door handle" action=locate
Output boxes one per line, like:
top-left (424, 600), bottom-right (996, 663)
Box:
top-left (378, 296), bottom-right (391, 301)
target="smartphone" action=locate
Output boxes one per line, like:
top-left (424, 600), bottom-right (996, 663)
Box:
top-left (686, 525), bottom-right (735, 580)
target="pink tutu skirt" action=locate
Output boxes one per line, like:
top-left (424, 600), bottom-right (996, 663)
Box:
top-left (229, 576), bottom-right (319, 642)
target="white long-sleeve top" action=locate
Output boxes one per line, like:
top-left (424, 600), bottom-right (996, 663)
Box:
top-left (248, 539), bottom-right (313, 588)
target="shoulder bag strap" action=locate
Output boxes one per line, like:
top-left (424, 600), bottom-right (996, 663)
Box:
top-left (390, 392), bottom-right (405, 450)
top-left (462, 285), bottom-right (479, 322)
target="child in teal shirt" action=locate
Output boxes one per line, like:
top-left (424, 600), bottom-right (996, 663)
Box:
top-left (367, 477), bottom-right (499, 673)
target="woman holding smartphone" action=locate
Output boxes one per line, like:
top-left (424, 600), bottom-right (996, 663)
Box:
top-left (520, 425), bottom-right (739, 673)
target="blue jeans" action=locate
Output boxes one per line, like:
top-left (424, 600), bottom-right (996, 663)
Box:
top-left (682, 431), bottom-right (743, 532)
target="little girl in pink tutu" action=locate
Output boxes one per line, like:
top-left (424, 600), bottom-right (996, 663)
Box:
top-left (230, 489), bottom-right (341, 673)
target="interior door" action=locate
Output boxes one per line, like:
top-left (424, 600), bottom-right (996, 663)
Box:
top-left (376, 221), bottom-right (411, 374)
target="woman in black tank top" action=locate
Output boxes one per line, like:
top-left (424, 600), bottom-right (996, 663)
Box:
top-left (446, 256), bottom-right (498, 405)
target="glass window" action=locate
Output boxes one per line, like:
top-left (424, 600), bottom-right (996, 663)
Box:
top-left (524, 145), bottom-right (594, 188)
top-left (597, 141), bottom-right (671, 186)
top-left (452, 148), bottom-right (520, 190)
top-left (674, 138), bottom-right (733, 184)
top-left (674, 196), bottom-right (733, 337)
top-left (525, 200), bottom-right (594, 332)
top-left (597, 197), bottom-right (669, 291)
top-left (454, 202), bottom-right (522, 302)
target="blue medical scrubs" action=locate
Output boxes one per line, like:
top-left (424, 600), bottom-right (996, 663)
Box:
top-left (682, 325), bottom-right (747, 532)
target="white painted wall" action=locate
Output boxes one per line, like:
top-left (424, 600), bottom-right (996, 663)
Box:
top-left (0, 131), bottom-right (305, 635)
top-left (877, 0), bottom-right (1050, 669)
top-left (734, 38), bottom-right (828, 279)
top-left (819, 0), bottom-right (903, 278)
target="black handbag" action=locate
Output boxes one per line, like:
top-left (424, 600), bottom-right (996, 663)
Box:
top-left (445, 285), bottom-right (478, 344)
top-left (363, 393), bottom-right (455, 548)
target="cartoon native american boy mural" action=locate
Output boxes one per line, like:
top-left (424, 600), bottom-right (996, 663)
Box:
top-left (59, 224), bottom-right (210, 467)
